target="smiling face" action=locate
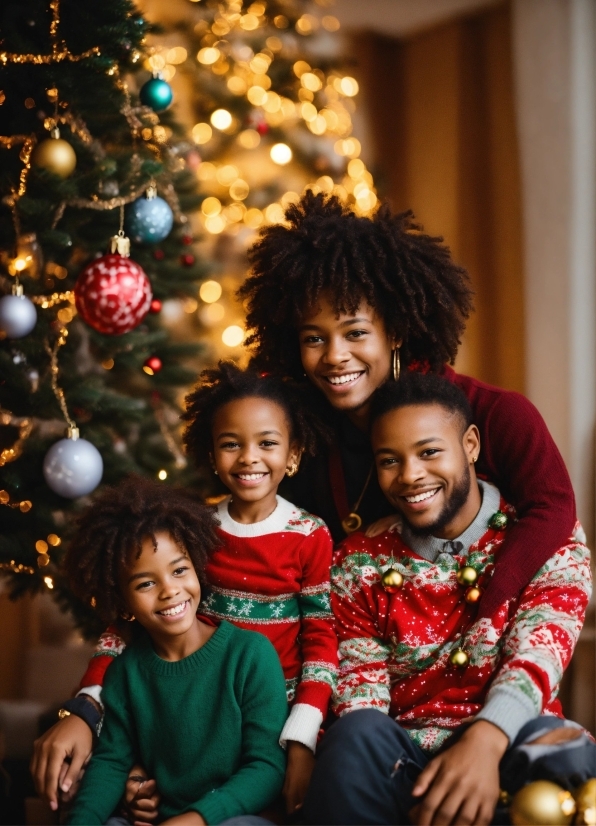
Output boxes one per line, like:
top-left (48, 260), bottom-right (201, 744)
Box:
top-left (298, 295), bottom-right (397, 427)
top-left (211, 396), bottom-right (300, 521)
top-left (121, 531), bottom-right (202, 655)
top-left (372, 403), bottom-right (481, 539)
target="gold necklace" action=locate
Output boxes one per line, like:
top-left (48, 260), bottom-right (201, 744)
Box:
top-left (341, 463), bottom-right (374, 534)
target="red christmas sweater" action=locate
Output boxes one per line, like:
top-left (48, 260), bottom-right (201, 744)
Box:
top-left (332, 485), bottom-right (591, 754)
top-left (79, 496), bottom-right (337, 753)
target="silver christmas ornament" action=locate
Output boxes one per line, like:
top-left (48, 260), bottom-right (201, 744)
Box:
top-left (43, 428), bottom-right (103, 498)
top-left (0, 288), bottom-right (37, 338)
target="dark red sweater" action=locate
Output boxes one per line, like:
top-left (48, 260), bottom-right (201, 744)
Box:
top-left (444, 367), bottom-right (576, 617)
top-left (282, 368), bottom-right (576, 619)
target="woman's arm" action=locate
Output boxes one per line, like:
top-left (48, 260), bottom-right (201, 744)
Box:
top-left (451, 371), bottom-right (577, 618)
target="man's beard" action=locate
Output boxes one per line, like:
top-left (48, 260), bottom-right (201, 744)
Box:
top-left (406, 463), bottom-right (472, 537)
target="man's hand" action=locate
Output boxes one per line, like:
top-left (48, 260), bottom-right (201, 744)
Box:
top-left (365, 514), bottom-right (400, 537)
top-left (160, 812), bottom-right (205, 826)
top-left (282, 740), bottom-right (316, 814)
top-left (30, 714), bottom-right (93, 811)
top-left (123, 765), bottom-right (160, 826)
top-left (409, 721), bottom-right (508, 826)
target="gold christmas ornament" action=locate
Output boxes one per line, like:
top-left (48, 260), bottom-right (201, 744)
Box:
top-left (510, 781), bottom-right (576, 825)
top-left (32, 128), bottom-right (76, 178)
top-left (574, 779), bottom-right (596, 825)
top-left (456, 565), bottom-right (478, 586)
top-left (448, 648), bottom-right (469, 668)
top-left (465, 585), bottom-right (483, 603)
top-left (381, 568), bottom-right (404, 593)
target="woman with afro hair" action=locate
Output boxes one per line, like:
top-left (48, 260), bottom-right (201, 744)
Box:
top-left (238, 189), bottom-right (576, 622)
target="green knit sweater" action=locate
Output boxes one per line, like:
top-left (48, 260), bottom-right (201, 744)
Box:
top-left (68, 621), bottom-right (288, 825)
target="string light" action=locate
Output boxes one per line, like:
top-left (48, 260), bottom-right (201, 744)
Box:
top-left (0, 409), bottom-right (32, 467)
top-left (0, 0), bottom-right (101, 65)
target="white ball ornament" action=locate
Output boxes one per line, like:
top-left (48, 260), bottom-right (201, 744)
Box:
top-left (0, 286), bottom-right (37, 339)
top-left (43, 428), bottom-right (103, 498)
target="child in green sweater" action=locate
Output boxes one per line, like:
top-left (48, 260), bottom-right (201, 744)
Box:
top-left (64, 477), bottom-right (288, 826)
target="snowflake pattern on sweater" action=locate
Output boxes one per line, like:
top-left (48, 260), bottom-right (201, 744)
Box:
top-left (332, 498), bottom-right (591, 753)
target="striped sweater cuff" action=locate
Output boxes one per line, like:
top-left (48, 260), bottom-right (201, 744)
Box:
top-left (475, 686), bottom-right (537, 744)
top-left (77, 684), bottom-right (104, 711)
top-left (279, 703), bottom-right (323, 753)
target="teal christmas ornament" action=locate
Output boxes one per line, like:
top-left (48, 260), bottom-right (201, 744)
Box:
top-left (139, 75), bottom-right (173, 112)
top-left (126, 185), bottom-right (174, 244)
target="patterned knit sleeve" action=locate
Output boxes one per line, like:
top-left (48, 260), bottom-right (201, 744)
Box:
top-left (331, 537), bottom-right (392, 717)
top-left (77, 626), bottom-right (127, 704)
top-left (475, 527), bottom-right (592, 741)
top-left (280, 524), bottom-right (337, 753)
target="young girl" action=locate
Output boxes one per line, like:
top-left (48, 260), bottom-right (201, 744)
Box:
top-left (37, 363), bottom-right (337, 818)
top-left (63, 477), bottom-right (288, 826)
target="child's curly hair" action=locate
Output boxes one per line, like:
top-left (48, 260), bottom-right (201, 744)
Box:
top-left (182, 360), bottom-right (328, 468)
top-left (238, 190), bottom-right (474, 378)
top-left (64, 476), bottom-right (220, 625)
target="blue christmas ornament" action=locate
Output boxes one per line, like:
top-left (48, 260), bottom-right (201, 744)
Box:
top-left (139, 75), bottom-right (173, 112)
top-left (126, 186), bottom-right (174, 244)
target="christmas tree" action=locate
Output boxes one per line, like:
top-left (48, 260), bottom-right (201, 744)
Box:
top-left (0, 0), bottom-right (213, 634)
top-left (155, 0), bottom-right (378, 360)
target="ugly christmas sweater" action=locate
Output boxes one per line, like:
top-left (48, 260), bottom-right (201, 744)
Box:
top-left (78, 495), bottom-right (337, 754)
top-left (331, 481), bottom-right (591, 754)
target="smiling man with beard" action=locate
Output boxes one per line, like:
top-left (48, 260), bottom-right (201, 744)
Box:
top-left (302, 373), bottom-right (595, 826)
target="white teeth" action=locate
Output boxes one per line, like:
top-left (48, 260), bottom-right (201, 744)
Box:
top-left (159, 601), bottom-right (187, 617)
top-left (327, 373), bottom-right (362, 385)
top-left (237, 473), bottom-right (266, 480)
top-left (405, 489), bottom-right (439, 503)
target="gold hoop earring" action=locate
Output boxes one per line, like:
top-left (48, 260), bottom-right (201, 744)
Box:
top-left (286, 460), bottom-right (299, 477)
top-left (392, 347), bottom-right (401, 381)
top-left (121, 612), bottom-right (136, 622)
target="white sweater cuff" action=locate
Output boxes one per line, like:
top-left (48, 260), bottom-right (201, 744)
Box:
top-left (279, 703), bottom-right (324, 753)
top-left (77, 684), bottom-right (104, 711)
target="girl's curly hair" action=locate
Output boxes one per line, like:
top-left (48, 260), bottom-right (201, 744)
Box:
top-left (238, 190), bottom-right (474, 378)
top-left (64, 476), bottom-right (220, 625)
top-left (182, 360), bottom-right (328, 468)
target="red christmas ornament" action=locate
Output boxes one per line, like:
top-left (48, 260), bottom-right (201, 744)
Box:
top-left (149, 298), bottom-right (162, 313)
top-left (143, 355), bottom-right (162, 374)
top-left (75, 253), bottom-right (152, 335)
top-left (256, 122), bottom-right (269, 136)
top-left (182, 235), bottom-right (193, 246)
top-left (181, 253), bottom-right (195, 266)
top-left (153, 249), bottom-right (165, 261)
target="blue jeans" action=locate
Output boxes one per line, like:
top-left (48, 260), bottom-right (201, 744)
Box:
top-left (301, 709), bottom-right (596, 825)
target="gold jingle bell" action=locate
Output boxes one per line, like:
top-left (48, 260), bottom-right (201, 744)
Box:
top-left (510, 781), bottom-right (576, 825)
top-left (382, 568), bottom-right (404, 593)
top-left (449, 648), bottom-right (469, 668)
top-left (465, 585), bottom-right (483, 603)
top-left (456, 565), bottom-right (478, 586)
top-left (574, 778), bottom-right (596, 825)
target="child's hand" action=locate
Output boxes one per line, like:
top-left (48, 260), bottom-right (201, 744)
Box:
top-left (409, 721), bottom-right (508, 825)
top-left (123, 765), bottom-right (160, 826)
top-left (365, 514), bottom-right (400, 537)
top-left (30, 714), bottom-right (93, 811)
top-left (283, 740), bottom-right (316, 814)
top-left (160, 813), bottom-right (206, 826)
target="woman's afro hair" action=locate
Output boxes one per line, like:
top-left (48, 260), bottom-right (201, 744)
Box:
top-left (63, 476), bottom-right (220, 625)
top-left (181, 360), bottom-right (329, 467)
top-left (238, 190), bottom-right (474, 378)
